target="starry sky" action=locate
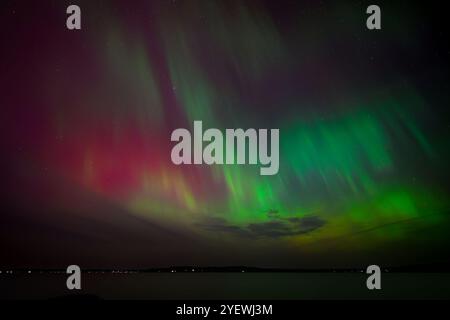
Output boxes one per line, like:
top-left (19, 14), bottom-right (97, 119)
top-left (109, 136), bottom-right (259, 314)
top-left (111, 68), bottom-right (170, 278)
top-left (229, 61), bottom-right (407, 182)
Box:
top-left (1, 0), bottom-right (449, 269)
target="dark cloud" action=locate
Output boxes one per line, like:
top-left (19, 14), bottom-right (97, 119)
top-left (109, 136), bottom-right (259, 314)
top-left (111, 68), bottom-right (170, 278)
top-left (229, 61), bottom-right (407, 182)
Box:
top-left (197, 217), bottom-right (251, 237)
top-left (198, 215), bottom-right (326, 238)
top-left (288, 216), bottom-right (326, 232)
top-left (267, 209), bottom-right (279, 219)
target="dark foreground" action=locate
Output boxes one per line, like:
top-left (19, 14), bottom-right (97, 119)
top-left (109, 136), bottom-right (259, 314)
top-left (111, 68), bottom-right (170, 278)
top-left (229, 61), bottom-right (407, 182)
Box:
top-left (1, 273), bottom-right (450, 300)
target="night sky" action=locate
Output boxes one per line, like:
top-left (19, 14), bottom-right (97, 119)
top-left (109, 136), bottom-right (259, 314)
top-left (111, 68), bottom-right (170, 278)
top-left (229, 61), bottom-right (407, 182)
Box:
top-left (1, 0), bottom-right (449, 269)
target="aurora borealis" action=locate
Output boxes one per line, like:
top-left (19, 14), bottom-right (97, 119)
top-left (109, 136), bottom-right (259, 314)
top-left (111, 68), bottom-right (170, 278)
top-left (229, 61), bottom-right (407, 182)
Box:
top-left (1, 0), bottom-right (449, 269)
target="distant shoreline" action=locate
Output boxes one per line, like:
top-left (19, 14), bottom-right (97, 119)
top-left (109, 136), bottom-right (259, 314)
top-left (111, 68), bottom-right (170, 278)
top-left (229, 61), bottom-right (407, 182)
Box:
top-left (2, 264), bottom-right (450, 274)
